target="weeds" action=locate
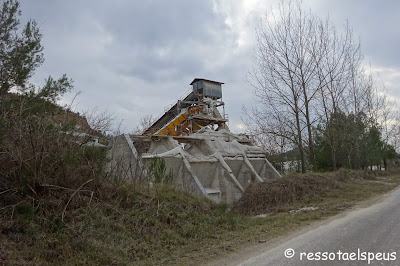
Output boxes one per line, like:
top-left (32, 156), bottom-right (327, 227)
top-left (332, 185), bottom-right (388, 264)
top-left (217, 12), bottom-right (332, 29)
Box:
top-left (147, 156), bottom-right (174, 184)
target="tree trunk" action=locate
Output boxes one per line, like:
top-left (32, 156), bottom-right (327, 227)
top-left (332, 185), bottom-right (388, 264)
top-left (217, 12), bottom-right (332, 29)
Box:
top-left (331, 145), bottom-right (337, 170)
top-left (295, 110), bottom-right (306, 173)
top-left (304, 99), bottom-right (317, 171)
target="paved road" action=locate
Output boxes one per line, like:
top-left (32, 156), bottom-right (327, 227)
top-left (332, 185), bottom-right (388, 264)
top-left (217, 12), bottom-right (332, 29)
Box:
top-left (239, 187), bottom-right (400, 266)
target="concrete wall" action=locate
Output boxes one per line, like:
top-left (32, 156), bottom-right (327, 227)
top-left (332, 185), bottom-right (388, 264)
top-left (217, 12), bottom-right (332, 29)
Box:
top-left (141, 131), bottom-right (281, 204)
top-left (106, 130), bottom-right (281, 204)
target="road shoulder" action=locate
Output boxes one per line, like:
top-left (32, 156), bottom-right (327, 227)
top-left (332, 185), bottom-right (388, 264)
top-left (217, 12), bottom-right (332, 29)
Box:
top-left (205, 180), bottom-right (400, 266)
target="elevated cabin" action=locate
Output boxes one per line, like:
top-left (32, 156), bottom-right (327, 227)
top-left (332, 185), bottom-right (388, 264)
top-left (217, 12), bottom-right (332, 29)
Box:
top-left (191, 78), bottom-right (223, 99)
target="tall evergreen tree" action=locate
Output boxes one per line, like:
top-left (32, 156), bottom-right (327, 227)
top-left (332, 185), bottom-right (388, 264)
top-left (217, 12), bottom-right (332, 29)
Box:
top-left (0, 0), bottom-right (44, 95)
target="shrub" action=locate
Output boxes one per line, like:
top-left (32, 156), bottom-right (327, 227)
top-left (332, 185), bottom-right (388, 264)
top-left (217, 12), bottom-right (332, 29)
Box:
top-left (0, 94), bottom-right (109, 220)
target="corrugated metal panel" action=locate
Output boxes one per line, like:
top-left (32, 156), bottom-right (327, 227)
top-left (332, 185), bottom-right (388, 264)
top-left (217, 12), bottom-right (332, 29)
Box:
top-left (203, 80), bottom-right (222, 98)
top-left (192, 79), bottom-right (222, 99)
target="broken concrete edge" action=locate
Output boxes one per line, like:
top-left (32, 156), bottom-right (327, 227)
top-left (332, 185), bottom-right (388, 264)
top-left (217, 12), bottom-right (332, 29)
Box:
top-left (124, 134), bottom-right (146, 176)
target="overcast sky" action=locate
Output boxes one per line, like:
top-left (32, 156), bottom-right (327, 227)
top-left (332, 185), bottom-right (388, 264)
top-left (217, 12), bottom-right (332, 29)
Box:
top-left (19, 0), bottom-right (400, 133)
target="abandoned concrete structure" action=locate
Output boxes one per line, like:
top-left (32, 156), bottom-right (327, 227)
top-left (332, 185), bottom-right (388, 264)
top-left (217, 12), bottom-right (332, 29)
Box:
top-left (108, 79), bottom-right (280, 204)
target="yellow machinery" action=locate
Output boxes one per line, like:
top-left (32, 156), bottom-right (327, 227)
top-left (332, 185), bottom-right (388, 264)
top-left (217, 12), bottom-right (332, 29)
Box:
top-left (155, 111), bottom-right (188, 136)
top-left (148, 79), bottom-right (228, 137)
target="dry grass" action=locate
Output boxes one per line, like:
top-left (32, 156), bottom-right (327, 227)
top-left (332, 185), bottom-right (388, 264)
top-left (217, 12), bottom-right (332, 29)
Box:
top-left (232, 169), bottom-right (386, 216)
top-left (1, 169), bottom-right (400, 265)
top-left (0, 183), bottom-right (241, 265)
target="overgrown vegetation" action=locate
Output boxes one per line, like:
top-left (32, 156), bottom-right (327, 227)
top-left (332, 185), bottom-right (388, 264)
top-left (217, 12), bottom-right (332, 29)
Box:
top-left (233, 169), bottom-right (377, 215)
top-left (2, 168), bottom-right (399, 265)
top-left (0, 183), bottom-right (240, 264)
top-left (0, 0), bottom-right (108, 203)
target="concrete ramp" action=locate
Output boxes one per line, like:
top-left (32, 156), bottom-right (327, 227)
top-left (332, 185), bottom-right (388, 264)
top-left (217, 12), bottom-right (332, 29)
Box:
top-left (141, 130), bottom-right (280, 204)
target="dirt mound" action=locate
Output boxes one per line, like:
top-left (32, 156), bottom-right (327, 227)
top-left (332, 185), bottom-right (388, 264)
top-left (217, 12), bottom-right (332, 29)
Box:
top-left (232, 171), bottom-right (360, 216)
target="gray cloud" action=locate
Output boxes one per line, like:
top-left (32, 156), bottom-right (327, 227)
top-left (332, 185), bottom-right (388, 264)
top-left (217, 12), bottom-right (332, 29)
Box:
top-left (18, 0), bottom-right (400, 132)
top-left (311, 0), bottom-right (400, 68)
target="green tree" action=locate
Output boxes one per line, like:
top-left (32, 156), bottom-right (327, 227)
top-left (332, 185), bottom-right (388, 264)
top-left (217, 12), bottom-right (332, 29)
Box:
top-left (382, 143), bottom-right (397, 170)
top-left (0, 0), bottom-right (44, 95)
top-left (316, 111), bottom-right (355, 170)
top-left (360, 126), bottom-right (384, 169)
top-left (30, 74), bottom-right (74, 103)
top-left (316, 110), bottom-right (397, 171)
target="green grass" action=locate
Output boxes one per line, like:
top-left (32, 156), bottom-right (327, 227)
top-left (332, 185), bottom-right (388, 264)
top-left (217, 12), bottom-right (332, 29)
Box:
top-left (1, 171), bottom-right (400, 265)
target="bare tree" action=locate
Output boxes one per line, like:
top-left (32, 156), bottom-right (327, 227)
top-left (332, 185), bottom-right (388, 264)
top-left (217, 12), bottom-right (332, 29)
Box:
top-left (315, 19), bottom-right (363, 170)
top-left (247, 1), bottom-right (328, 172)
top-left (245, 1), bottom-right (373, 172)
top-left (132, 114), bottom-right (155, 135)
top-left (83, 107), bottom-right (114, 136)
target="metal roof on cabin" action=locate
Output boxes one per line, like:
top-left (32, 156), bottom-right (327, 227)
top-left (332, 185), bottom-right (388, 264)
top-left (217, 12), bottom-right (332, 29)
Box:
top-left (190, 78), bottom-right (224, 85)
